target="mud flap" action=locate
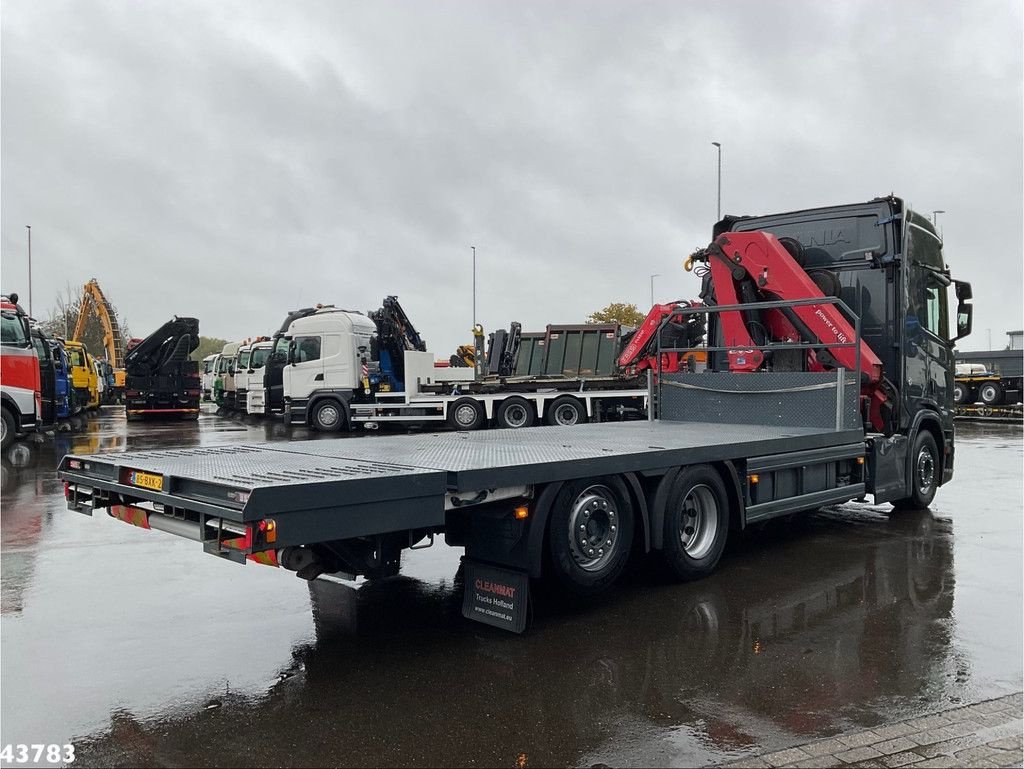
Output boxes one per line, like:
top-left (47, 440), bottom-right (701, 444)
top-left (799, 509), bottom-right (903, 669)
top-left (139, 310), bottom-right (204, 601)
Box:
top-left (461, 560), bottom-right (530, 634)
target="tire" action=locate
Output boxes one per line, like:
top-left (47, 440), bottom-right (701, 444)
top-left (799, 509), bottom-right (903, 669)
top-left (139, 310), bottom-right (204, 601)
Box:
top-left (1, 408), bottom-right (15, 451)
top-left (447, 397), bottom-right (484, 431)
top-left (311, 399), bottom-right (346, 432)
top-left (660, 465), bottom-right (731, 580)
top-left (979, 381), bottom-right (1003, 406)
top-left (952, 382), bottom-right (970, 405)
top-left (495, 397), bottom-right (535, 429)
top-left (893, 430), bottom-right (939, 510)
top-left (545, 395), bottom-right (587, 427)
top-left (546, 476), bottom-right (634, 596)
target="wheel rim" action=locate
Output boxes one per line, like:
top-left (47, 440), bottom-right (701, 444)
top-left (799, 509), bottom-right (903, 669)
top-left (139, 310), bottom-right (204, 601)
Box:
top-left (917, 446), bottom-right (935, 495)
top-left (555, 402), bottom-right (580, 426)
top-left (567, 485), bottom-right (620, 572)
top-left (679, 484), bottom-right (719, 560)
top-left (953, 386), bottom-right (964, 401)
top-left (981, 385), bottom-right (995, 402)
top-left (1, 417), bottom-right (7, 444)
top-left (317, 404), bottom-right (340, 427)
top-left (504, 403), bottom-right (529, 428)
top-left (455, 403), bottom-right (478, 427)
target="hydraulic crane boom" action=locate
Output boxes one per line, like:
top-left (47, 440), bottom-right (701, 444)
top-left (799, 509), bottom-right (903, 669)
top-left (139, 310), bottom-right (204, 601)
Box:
top-left (617, 301), bottom-right (705, 375)
top-left (72, 279), bottom-right (125, 369)
top-left (692, 230), bottom-right (891, 431)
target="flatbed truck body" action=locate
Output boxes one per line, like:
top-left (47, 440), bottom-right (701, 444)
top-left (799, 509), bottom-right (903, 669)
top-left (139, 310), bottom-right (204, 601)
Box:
top-left (58, 196), bottom-right (973, 632)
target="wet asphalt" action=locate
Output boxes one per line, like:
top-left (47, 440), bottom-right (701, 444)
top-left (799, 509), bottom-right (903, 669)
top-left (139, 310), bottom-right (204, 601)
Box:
top-left (0, 407), bottom-right (1021, 768)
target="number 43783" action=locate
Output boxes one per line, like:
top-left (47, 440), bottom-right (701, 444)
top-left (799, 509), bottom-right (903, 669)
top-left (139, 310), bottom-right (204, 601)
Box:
top-left (0, 744), bottom-right (75, 764)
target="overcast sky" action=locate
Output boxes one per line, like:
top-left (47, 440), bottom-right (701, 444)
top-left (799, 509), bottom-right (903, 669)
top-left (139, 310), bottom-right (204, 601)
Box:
top-left (2, 0), bottom-right (1021, 353)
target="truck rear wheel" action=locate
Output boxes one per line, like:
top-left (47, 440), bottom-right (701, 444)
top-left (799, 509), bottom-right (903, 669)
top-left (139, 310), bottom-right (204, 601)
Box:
top-left (660, 465), bottom-right (730, 581)
top-left (1, 408), bottom-right (14, 451)
top-left (545, 396), bottom-right (587, 427)
top-left (447, 397), bottom-right (484, 431)
top-left (312, 400), bottom-right (346, 432)
top-left (496, 397), bottom-right (535, 429)
top-left (952, 382), bottom-right (971, 405)
top-left (892, 430), bottom-right (938, 510)
top-left (979, 381), bottom-right (1003, 406)
top-left (547, 476), bottom-right (634, 596)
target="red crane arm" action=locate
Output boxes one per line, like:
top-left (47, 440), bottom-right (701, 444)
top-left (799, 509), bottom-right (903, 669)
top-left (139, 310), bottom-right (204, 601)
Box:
top-left (705, 232), bottom-right (883, 384)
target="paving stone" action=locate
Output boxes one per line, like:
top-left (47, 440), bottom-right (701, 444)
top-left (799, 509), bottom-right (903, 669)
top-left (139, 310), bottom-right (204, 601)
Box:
top-left (871, 737), bottom-right (919, 756)
top-left (722, 758), bottom-right (772, 769)
top-left (877, 752), bottom-right (927, 768)
top-left (910, 757), bottom-right (961, 768)
top-left (760, 747), bottom-right (813, 767)
top-left (954, 744), bottom-right (1002, 762)
top-left (837, 731), bottom-right (883, 749)
top-left (799, 739), bottom-right (851, 757)
top-left (871, 723), bottom-right (916, 741)
top-left (914, 737), bottom-right (979, 758)
top-left (975, 700), bottom-right (1015, 715)
top-left (782, 758), bottom-right (839, 769)
top-left (835, 746), bottom-right (883, 764)
top-left (990, 735), bottom-right (1024, 751)
top-left (906, 716), bottom-right (952, 730)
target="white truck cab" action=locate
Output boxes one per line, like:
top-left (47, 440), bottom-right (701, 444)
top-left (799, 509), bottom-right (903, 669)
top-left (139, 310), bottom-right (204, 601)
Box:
top-left (242, 340), bottom-right (273, 415)
top-left (201, 354), bottom-right (219, 401)
top-left (283, 309), bottom-right (377, 430)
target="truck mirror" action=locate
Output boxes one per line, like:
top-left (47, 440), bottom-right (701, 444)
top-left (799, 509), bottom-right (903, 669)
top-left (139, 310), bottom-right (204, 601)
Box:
top-left (952, 280), bottom-right (973, 342)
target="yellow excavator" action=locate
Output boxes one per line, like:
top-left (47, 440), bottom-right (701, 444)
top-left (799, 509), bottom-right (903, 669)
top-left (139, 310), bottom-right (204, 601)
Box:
top-left (72, 279), bottom-right (126, 402)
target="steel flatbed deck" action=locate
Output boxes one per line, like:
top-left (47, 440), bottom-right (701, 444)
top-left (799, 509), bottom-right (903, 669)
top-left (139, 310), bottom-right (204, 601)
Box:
top-left (60, 420), bottom-right (863, 524)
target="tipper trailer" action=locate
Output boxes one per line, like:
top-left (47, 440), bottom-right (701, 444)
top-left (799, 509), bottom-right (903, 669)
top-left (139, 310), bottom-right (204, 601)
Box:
top-left (59, 196), bottom-right (973, 632)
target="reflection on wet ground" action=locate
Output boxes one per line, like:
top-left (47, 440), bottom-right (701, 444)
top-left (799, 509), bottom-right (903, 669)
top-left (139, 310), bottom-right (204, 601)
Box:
top-left (1, 408), bottom-right (1021, 767)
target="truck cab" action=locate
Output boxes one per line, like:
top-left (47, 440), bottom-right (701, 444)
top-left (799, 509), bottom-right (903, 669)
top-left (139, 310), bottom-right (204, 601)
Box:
top-left (29, 327), bottom-right (58, 429)
top-left (718, 196), bottom-right (972, 501)
top-left (243, 341), bottom-right (273, 415)
top-left (283, 309), bottom-right (377, 431)
top-left (1, 294), bottom-right (40, 449)
top-left (216, 342), bottom-right (241, 409)
top-left (201, 354), bottom-right (219, 401)
top-left (63, 340), bottom-right (99, 412)
top-left (47, 339), bottom-right (73, 419)
top-left (229, 344), bottom-right (253, 411)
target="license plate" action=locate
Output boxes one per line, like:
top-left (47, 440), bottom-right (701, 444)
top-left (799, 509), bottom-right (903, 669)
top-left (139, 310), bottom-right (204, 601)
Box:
top-left (128, 470), bottom-right (164, 492)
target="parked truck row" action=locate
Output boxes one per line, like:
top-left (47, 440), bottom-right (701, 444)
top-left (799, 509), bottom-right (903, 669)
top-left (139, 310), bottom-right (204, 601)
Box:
top-left (61, 196), bottom-right (976, 632)
top-left (1, 293), bottom-right (126, 449)
top-left (201, 295), bottom-right (711, 434)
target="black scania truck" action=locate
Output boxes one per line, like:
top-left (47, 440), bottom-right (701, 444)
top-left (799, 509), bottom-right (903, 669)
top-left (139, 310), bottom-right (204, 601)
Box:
top-left (61, 197), bottom-right (972, 632)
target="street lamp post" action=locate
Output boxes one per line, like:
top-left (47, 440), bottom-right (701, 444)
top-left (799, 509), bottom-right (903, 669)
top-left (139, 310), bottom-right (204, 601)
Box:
top-left (650, 273), bottom-right (660, 307)
top-left (25, 224), bottom-right (32, 317)
top-left (471, 245), bottom-right (476, 329)
top-left (711, 142), bottom-right (722, 221)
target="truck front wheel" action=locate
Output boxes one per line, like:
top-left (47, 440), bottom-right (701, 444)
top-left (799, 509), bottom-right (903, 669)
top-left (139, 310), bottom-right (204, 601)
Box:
top-left (660, 465), bottom-right (730, 580)
top-left (312, 400), bottom-right (347, 432)
top-left (893, 430), bottom-right (939, 510)
top-left (547, 476), bottom-right (634, 596)
top-left (979, 381), bottom-right (1003, 406)
top-left (447, 398), bottom-right (484, 431)
top-left (1, 408), bottom-right (15, 451)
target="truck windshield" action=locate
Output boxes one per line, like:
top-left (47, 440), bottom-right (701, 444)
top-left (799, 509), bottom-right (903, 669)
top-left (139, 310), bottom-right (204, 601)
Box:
top-left (31, 333), bottom-right (51, 362)
top-left (217, 356), bottom-right (231, 373)
top-left (238, 350), bottom-right (252, 368)
top-left (250, 348), bottom-right (270, 368)
top-left (1, 312), bottom-right (29, 346)
top-left (68, 348), bottom-right (85, 367)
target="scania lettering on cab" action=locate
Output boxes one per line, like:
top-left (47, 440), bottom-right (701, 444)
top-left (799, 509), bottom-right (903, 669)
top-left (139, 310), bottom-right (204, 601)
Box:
top-left (60, 197), bottom-right (973, 633)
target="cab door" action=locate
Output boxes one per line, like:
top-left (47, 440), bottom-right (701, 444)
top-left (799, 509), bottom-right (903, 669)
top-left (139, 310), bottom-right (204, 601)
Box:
top-left (286, 335), bottom-right (325, 399)
top-left (30, 331), bottom-right (56, 426)
top-left (904, 220), bottom-right (954, 417)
